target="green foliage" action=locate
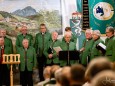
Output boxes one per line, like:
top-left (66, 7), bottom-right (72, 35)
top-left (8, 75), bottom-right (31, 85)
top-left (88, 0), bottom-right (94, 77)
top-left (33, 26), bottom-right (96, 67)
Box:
top-left (0, 22), bottom-right (12, 30)
top-left (27, 10), bottom-right (61, 29)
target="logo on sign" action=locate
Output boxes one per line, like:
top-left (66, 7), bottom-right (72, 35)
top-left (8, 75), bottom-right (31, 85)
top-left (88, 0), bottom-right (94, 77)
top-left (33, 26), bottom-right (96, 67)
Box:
top-left (93, 2), bottom-right (114, 20)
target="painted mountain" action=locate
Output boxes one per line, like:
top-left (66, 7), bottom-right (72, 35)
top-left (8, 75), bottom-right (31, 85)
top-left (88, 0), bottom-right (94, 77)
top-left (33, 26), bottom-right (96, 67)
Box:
top-left (12, 6), bottom-right (37, 17)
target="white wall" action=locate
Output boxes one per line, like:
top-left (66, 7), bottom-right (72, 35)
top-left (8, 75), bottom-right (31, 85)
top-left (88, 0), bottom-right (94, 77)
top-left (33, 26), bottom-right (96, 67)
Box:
top-left (61, 0), bottom-right (77, 35)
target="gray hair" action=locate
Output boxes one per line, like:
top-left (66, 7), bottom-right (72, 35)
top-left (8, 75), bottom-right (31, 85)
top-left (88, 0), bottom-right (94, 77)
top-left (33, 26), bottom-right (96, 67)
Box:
top-left (93, 30), bottom-right (101, 37)
top-left (106, 26), bottom-right (114, 34)
top-left (64, 32), bottom-right (72, 37)
top-left (85, 29), bottom-right (93, 34)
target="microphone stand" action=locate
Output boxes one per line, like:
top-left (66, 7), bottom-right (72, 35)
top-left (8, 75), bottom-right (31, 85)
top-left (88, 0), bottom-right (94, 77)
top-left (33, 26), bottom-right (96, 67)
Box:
top-left (67, 42), bottom-right (70, 66)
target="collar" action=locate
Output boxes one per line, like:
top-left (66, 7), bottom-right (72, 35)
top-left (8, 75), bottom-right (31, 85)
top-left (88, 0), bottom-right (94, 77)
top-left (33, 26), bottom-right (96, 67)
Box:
top-left (109, 35), bottom-right (114, 39)
top-left (41, 32), bottom-right (46, 35)
top-left (94, 37), bottom-right (100, 41)
top-left (23, 47), bottom-right (29, 51)
top-left (88, 38), bottom-right (92, 40)
top-left (1, 45), bottom-right (4, 49)
top-left (50, 78), bottom-right (56, 81)
top-left (52, 39), bottom-right (57, 42)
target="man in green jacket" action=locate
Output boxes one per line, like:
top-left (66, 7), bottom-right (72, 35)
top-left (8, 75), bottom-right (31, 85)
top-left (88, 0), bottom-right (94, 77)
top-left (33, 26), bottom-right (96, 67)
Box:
top-left (62, 27), bottom-right (77, 44)
top-left (16, 26), bottom-right (33, 49)
top-left (90, 30), bottom-right (104, 60)
top-left (0, 37), bottom-right (12, 86)
top-left (60, 32), bottom-right (77, 66)
top-left (34, 23), bottom-right (51, 81)
top-left (0, 29), bottom-right (13, 53)
top-left (17, 39), bottom-right (37, 86)
top-left (80, 29), bottom-right (94, 67)
top-left (44, 31), bottom-right (61, 66)
top-left (105, 26), bottom-right (115, 62)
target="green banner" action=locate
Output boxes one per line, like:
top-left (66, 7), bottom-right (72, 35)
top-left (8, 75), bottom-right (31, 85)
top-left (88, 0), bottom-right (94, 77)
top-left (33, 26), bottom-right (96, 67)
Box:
top-left (76, 0), bottom-right (82, 12)
top-left (89, 0), bottom-right (115, 34)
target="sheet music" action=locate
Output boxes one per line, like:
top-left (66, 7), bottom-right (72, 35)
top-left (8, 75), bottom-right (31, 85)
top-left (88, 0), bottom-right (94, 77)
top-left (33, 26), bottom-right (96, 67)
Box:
top-left (98, 43), bottom-right (106, 50)
top-left (53, 46), bottom-right (62, 53)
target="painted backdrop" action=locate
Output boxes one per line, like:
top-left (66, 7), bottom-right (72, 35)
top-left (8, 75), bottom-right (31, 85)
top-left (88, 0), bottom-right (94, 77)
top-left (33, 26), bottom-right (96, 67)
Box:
top-left (0, 0), bottom-right (62, 37)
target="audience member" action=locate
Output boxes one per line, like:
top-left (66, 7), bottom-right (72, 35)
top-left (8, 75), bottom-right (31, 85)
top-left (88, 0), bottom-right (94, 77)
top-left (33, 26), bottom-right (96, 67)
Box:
top-left (57, 66), bottom-right (71, 86)
top-left (91, 70), bottom-right (115, 86)
top-left (37, 66), bottom-right (51, 86)
top-left (84, 57), bottom-right (113, 86)
top-left (44, 65), bottom-right (60, 86)
top-left (70, 64), bottom-right (86, 86)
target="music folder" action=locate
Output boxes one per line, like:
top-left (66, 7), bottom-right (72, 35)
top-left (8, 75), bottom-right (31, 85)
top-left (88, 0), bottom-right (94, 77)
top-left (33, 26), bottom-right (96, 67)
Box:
top-left (96, 42), bottom-right (106, 54)
top-left (59, 50), bottom-right (80, 60)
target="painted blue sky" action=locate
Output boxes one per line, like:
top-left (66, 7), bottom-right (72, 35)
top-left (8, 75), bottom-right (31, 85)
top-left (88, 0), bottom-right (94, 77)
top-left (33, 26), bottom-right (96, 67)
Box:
top-left (0, 0), bottom-right (61, 13)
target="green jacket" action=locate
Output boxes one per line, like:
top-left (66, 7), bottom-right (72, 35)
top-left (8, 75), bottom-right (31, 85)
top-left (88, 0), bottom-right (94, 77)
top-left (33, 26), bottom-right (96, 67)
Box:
top-left (62, 33), bottom-right (77, 43)
top-left (60, 41), bottom-right (77, 66)
top-left (80, 38), bottom-right (94, 65)
top-left (2, 46), bottom-right (12, 68)
top-left (34, 32), bottom-right (51, 57)
top-left (90, 38), bottom-right (104, 60)
top-left (17, 46), bottom-right (37, 71)
top-left (105, 36), bottom-right (115, 62)
top-left (44, 40), bottom-right (61, 64)
top-left (4, 37), bottom-right (13, 53)
top-left (16, 34), bottom-right (33, 49)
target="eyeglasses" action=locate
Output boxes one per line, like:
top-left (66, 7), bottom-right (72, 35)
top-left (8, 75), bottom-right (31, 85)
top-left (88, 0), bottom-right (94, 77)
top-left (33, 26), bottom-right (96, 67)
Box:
top-left (40, 28), bottom-right (46, 29)
top-left (106, 32), bottom-right (111, 33)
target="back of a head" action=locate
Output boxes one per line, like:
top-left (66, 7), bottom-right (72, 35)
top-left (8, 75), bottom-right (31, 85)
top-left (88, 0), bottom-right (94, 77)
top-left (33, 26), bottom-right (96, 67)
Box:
top-left (43, 66), bottom-right (51, 79)
top-left (70, 64), bottom-right (86, 86)
top-left (56, 66), bottom-right (71, 86)
top-left (91, 70), bottom-right (115, 86)
top-left (50, 65), bottom-right (60, 78)
top-left (85, 57), bottom-right (112, 81)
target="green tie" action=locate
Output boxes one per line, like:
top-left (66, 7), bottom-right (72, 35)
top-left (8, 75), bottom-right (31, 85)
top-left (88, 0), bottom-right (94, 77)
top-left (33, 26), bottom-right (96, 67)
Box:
top-left (42, 34), bottom-right (44, 53)
top-left (25, 49), bottom-right (27, 66)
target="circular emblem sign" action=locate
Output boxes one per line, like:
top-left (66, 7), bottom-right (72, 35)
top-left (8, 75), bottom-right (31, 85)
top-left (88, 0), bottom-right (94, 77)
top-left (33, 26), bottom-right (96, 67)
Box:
top-left (93, 2), bottom-right (114, 20)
